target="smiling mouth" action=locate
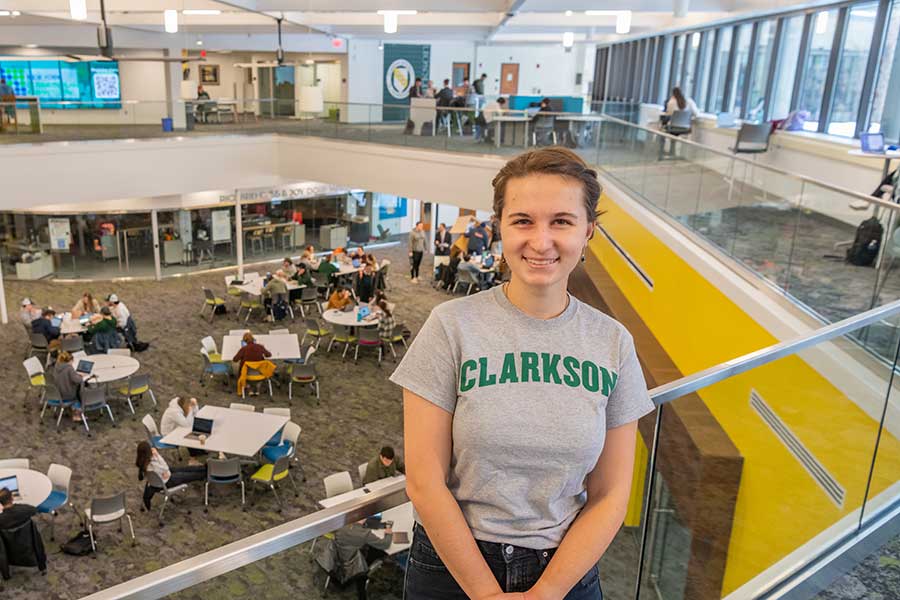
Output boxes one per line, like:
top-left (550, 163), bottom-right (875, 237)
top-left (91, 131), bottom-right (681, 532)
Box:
top-left (523, 257), bottom-right (560, 266)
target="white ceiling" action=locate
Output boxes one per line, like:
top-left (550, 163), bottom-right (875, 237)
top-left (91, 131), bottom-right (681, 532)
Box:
top-left (0, 0), bottom-right (793, 45)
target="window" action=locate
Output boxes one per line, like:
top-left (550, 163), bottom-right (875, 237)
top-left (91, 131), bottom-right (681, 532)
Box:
top-left (769, 15), bottom-right (804, 119)
top-left (695, 31), bottom-right (714, 110)
top-left (870, 0), bottom-right (900, 135)
top-left (746, 20), bottom-right (777, 121)
top-left (709, 27), bottom-right (733, 112)
top-left (828, 3), bottom-right (879, 136)
top-left (797, 9), bottom-right (838, 131)
top-left (658, 36), bottom-right (674, 103)
top-left (670, 35), bottom-right (686, 91)
top-left (683, 32), bottom-right (701, 99)
top-left (728, 23), bottom-right (752, 115)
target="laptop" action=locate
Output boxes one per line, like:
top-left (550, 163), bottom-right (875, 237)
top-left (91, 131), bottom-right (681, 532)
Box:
top-left (50, 316), bottom-right (62, 328)
top-left (861, 132), bottom-right (885, 154)
top-left (525, 106), bottom-right (541, 118)
top-left (0, 475), bottom-right (20, 498)
top-left (184, 416), bottom-right (214, 440)
top-left (76, 360), bottom-right (93, 375)
top-left (357, 305), bottom-right (371, 321)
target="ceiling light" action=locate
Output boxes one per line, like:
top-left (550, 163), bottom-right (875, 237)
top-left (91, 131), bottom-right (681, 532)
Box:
top-left (585, 10), bottom-right (618, 16)
top-left (377, 9), bottom-right (416, 34)
top-left (196, 39), bottom-right (203, 46)
top-left (12, 10), bottom-right (20, 16)
top-left (164, 9), bottom-right (178, 33)
top-left (25, 44), bottom-right (38, 48)
top-left (815, 11), bottom-right (829, 35)
top-left (565, 10), bottom-right (572, 17)
top-left (69, 0), bottom-right (87, 20)
top-left (305, 59), bottom-right (314, 64)
top-left (182, 9), bottom-right (221, 15)
top-left (376, 10), bottom-right (417, 15)
top-left (616, 11), bottom-right (632, 34)
top-left (0, 11), bottom-right (10, 16)
top-left (563, 31), bottom-right (574, 47)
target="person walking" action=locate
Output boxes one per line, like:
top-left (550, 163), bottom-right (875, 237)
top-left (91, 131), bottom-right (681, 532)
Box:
top-left (408, 221), bottom-right (427, 283)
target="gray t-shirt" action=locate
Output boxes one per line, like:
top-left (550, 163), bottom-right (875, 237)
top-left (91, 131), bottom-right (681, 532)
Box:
top-left (390, 285), bottom-right (654, 549)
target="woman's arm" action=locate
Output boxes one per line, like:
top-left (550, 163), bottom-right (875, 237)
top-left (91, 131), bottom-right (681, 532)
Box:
top-left (528, 421), bottom-right (640, 600)
top-left (404, 389), bottom-right (504, 599)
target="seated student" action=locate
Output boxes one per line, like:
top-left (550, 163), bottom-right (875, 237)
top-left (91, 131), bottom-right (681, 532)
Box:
top-left (231, 332), bottom-right (272, 378)
top-left (356, 265), bottom-right (376, 304)
top-left (263, 270), bottom-right (289, 299)
top-left (293, 262), bottom-right (314, 287)
top-left (161, 396), bottom-right (204, 461)
top-left (106, 294), bottom-right (130, 330)
top-left (31, 308), bottom-right (61, 341)
top-left (301, 245), bottom-right (322, 270)
top-left (72, 291), bottom-right (101, 318)
top-left (87, 306), bottom-right (120, 351)
top-left (281, 258), bottom-right (297, 278)
top-left (317, 253), bottom-right (339, 281)
top-left (0, 488), bottom-right (37, 530)
top-left (458, 254), bottom-right (493, 291)
top-left (315, 519), bottom-right (393, 600)
top-left (326, 287), bottom-right (354, 311)
top-left (54, 350), bottom-right (85, 419)
top-left (364, 253), bottom-right (377, 270)
top-left (135, 441), bottom-right (206, 511)
top-left (363, 445), bottom-right (405, 484)
top-left (375, 298), bottom-right (396, 341)
top-left (19, 298), bottom-right (41, 327)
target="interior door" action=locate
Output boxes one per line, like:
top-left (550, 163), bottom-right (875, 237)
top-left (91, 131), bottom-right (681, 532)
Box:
top-left (453, 62), bottom-right (470, 96)
top-left (500, 63), bottom-right (519, 95)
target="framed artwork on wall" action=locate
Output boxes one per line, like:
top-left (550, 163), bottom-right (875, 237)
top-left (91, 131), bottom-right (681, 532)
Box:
top-left (199, 64), bottom-right (220, 85)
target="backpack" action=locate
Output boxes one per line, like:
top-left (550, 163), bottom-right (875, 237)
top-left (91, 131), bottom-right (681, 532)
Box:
top-left (61, 530), bottom-right (93, 556)
top-left (846, 216), bottom-right (884, 267)
top-left (272, 300), bottom-right (289, 321)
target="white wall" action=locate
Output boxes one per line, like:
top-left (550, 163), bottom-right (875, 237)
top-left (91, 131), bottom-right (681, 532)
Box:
top-left (343, 39), bottom-right (383, 122)
top-left (474, 44), bottom-right (582, 97)
top-left (427, 41), bottom-right (476, 87)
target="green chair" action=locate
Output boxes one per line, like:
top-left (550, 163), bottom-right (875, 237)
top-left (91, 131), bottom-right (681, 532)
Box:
top-left (200, 287), bottom-right (226, 322)
top-left (250, 455), bottom-right (297, 512)
top-left (300, 318), bottom-right (330, 349)
top-left (381, 323), bottom-right (409, 360)
top-left (240, 292), bottom-right (264, 323)
top-left (327, 324), bottom-right (357, 359)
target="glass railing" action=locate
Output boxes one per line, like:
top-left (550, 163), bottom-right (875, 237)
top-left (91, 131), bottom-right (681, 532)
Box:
top-left (77, 299), bottom-right (900, 600)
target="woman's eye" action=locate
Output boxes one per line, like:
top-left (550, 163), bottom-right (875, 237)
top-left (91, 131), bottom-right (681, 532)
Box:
top-left (553, 219), bottom-right (574, 226)
top-left (512, 219), bottom-right (531, 225)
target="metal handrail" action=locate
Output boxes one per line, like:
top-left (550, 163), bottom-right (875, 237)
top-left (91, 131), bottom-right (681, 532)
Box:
top-left (597, 113), bottom-right (900, 212)
top-left (79, 298), bottom-right (900, 600)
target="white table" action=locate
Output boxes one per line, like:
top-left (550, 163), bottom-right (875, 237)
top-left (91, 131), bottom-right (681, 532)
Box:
top-left (221, 334), bottom-right (301, 361)
top-left (493, 115), bottom-right (530, 149)
top-left (848, 149), bottom-right (900, 180)
top-left (73, 353), bottom-right (139, 384)
top-left (226, 274), bottom-right (299, 297)
top-left (159, 405), bottom-right (289, 457)
top-left (319, 475), bottom-right (405, 508)
top-left (322, 306), bottom-right (380, 328)
top-left (60, 314), bottom-right (87, 335)
top-left (318, 476), bottom-right (411, 555)
top-left (0, 468), bottom-right (52, 507)
top-left (558, 115), bottom-right (602, 147)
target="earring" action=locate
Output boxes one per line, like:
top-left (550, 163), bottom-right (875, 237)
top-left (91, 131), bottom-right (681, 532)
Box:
top-left (581, 247), bottom-right (587, 262)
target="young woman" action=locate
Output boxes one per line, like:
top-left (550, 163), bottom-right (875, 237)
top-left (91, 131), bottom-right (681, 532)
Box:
top-left (664, 86), bottom-right (699, 118)
top-left (53, 350), bottom-right (84, 420)
top-left (135, 441), bottom-right (206, 511)
top-left (375, 297), bottom-right (396, 340)
top-left (72, 292), bottom-right (100, 317)
top-left (390, 147), bottom-right (654, 599)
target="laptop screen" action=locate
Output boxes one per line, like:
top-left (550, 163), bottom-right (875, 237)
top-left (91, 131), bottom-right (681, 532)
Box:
top-left (861, 132), bottom-right (885, 153)
top-left (50, 317), bottom-right (62, 328)
top-left (76, 360), bottom-right (93, 374)
top-left (0, 476), bottom-right (19, 495)
top-left (192, 417), bottom-right (214, 435)
top-left (358, 305), bottom-right (371, 319)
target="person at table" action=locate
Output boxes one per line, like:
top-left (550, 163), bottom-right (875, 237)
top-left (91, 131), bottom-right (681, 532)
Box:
top-left (480, 97), bottom-right (507, 143)
top-left (106, 294), bottom-right (131, 330)
top-left (317, 253), bottom-right (339, 283)
top-left (136, 441), bottom-right (206, 512)
top-left (663, 86), bottom-right (700, 119)
top-left (232, 332), bottom-right (272, 375)
top-left (196, 85), bottom-right (214, 123)
top-left (0, 488), bottom-right (37, 530)
top-left (72, 291), bottom-right (101, 318)
top-left (375, 298), bottom-right (397, 342)
top-left (365, 253), bottom-right (378, 270)
top-left (293, 262), bottom-right (314, 287)
top-left (539, 97), bottom-right (553, 112)
top-left (464, 221), bottom-right (489, 255)
top-left (32, 308), bottom-right (61, 341)
top-left (326, 287), bottom-right (354, 311)
top-left (87, 306), bottom-right (118, 336)
top-left (19, 298), bottom-right (42, 328)
top-left (434, 223), bottom-right (451, 257)
top-left (423, 80), bottom-right (436, 99)
top-left (301, 245), bottom-right (322, 270)
top-left (161, 396), bottom-right (205, 462)
top-left (54, 350), bottom-right (84, 420)
top-left (357, 265), bottom-right (377, 303)
top-left (316, 519), bottom-right (393, 600)
top-left (263, 270), bottom-right (289, 299)
top-left (409, 77), bottom-right (423, 99)
top-left (281, 258), bottom-right (297, 278)
top-left (458, 254), bottom-right (494, 291)
top-left (363, 445), bottom-right (405, 485)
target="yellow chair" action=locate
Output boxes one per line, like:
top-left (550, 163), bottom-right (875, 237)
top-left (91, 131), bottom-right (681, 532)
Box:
top-left (326, 324), bottom-right (357, 360)
top-left (300, 318), bottom-right (330, 349)
top-left (22, 356), bottom-right (46, 410)
top-left (117, 374), bottom-right (157, 415)
top-left (201, 287), bottom-right (226, 322)
top-left (250, 455), bottom-right (297, 511)
top-left (239, 292), bottom-right (264, 323)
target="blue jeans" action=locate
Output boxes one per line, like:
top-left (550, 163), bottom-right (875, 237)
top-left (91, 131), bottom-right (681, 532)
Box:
top-left (404, 525), bottom-right (603, 599)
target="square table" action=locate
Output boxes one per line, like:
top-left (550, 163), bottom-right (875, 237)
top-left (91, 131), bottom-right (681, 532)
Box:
top-left (159, 405), bottom-right (289, 457)
top-left (221, 333), bottom-right (301, 361)
top-left (317, 476), bottom-right (411, 555)
top-left (226, 274), bottom-right (300, 296)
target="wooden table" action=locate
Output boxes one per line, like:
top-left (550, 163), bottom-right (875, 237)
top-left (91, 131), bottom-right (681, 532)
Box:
top-left (220, 334), bottom-right (301, 361)
top-left (159, 405), bottom-right (289, 457)
top-left (0, 468), bottom-right (52, 507)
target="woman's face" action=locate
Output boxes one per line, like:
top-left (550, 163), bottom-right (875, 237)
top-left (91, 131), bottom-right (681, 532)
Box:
top-left (500, 174), bottom-right (593, 291)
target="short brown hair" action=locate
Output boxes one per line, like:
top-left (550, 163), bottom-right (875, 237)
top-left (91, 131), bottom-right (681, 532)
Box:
top-left (491, 147), bottom-right (602, 223)
top-left (242, 332), bottom-right (255, 344)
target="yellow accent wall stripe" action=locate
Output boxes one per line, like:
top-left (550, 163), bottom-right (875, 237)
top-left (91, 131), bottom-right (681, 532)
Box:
top-left (591, 193), bottom-right (900, 595)
top-left (626, 434), bottom-right (649, 528)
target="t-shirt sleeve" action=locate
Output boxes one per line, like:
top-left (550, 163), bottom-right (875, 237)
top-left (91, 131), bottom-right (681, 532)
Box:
top-left (389, 310), bottom-right (459, 414)
top-left (606, 331), bottom-right (655, 429)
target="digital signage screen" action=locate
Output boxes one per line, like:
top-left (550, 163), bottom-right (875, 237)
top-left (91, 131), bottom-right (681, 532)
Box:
top-left (0, 59), bottom-right (121, 109)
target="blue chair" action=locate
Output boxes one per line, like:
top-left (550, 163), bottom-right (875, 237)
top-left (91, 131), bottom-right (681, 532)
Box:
top-left (39, 384), bottom-right (76, 431)
top-left (141, 413), bottom-right (178, 460)
top-left (262, 421), bottom-right (301, 463)
top-left (36, 463), bottom-right (74, 541)
top-left (76, 384), bottom-right (115, 436)
top-left (200, 348), bottom-right (231, 386)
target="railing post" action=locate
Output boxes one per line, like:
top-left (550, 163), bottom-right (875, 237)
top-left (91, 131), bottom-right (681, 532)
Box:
top-left (634, 403), bottom-right (664, 600)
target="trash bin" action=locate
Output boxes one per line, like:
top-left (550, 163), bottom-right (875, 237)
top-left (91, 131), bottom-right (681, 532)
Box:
top-left (161, 117), bottom-right (173, 132)
top-left (185, 112), bottom-right (195, 131)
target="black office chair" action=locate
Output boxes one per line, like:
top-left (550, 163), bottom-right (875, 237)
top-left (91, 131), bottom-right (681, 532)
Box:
top-left (730, 123), bottom-right (771, 154)
top-left (666, 110), bottom-right (693, 136)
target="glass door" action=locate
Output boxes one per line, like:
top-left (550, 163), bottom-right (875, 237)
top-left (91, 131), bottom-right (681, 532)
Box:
top-left (274, 65), bottom-right (295, 117)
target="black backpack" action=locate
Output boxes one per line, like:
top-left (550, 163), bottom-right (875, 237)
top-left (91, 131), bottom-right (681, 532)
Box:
top-left (61, 530), bottom-right (93, 556)
top-left (846, 217), bottom-right (884, 267)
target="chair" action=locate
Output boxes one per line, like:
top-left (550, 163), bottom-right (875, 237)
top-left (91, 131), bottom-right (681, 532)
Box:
top-left (204, 458), bottom-right (245, 511)
top-left (262, 227), bottom-right (276, 252)
top-left (263, 407), bottom-right (291, 417)
top-left (270, 291), bottom-right (294, 321)
top-left (200, 287), bottom-right (226, 323)
top-left (116, 374), bottom-right (157, 415)
top-left (141, 414), bottom-right (178, 457)
top-left (85, 492), bottom-right (135, 552)
top-left (730, 122), bottom-right (771, 154)
top-left (532, 114), bottom-right (558, 146)
top-left (107, 348), bottom-right (131, 357)
top-left (240, 292), bottom-right (264, 323)
top-left (327, 324), bottom-right (357, 359)
top-left (453, 268), bottom-right (480, 295)
top-left (40, 384), bottom-right (75, 430)
top-left (229, 329), bottom-right (251, 336)
top-left (229, 402), bottom-right (256, 411)
top-left (76, 384), bottom-right (115, 436)
top-left (323, 471), bottom-right (353, 498)
top-left (36, 463), bottom-right (75, 540)
top-left (61, 336), bottom-right (84, 354)
top-left (0, 458), bottom-right (29, 469)
top-left (200, 348), bottom-right (231, 386)
top-left (269, 328), bottom-right (290, 335)
top-left (201, 336), bottom-right (222, 362)
top-left (144, 470), bottom-right (189, 526)
top-left (358, 462), bottom-right (368, 486)
top-left (288, 349), bottom-right (319, 401)
top-left (250, 456), bottom-right (297, 511)
top-left (354, 327), bottom-right (383, 364)
top-left (248, 230), bottom-right (264, 255)
top-left (665, 109), bottom-right (693, 136)
top-left (381, 324), bottom-right (409, 360)
top-left (300, 317), bottom-right (330, 349)
top-left (22, 356), bottom-right (45, 409)
top-left (262, 421), bottom-right (302, 467)
top-left (241, 365), bottom-right (274, 399)
top-left (296, 287), bottom-right (321, 318)
top-left (29, 333), bottom-right (48, 360)
top-left (0, 519), bottom-right (46, 577)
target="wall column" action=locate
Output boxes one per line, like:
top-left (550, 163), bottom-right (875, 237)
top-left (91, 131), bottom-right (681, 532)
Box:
top-left (235, 200), bottom-right (244, 278)
top-left (151, 209), bottom-right (161, 281)
top-left (164, 48), bottom-right (187, 130)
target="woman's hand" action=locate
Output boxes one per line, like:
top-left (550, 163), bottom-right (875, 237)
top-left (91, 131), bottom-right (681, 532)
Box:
top-left (482, 594), bottom-right (526, 600)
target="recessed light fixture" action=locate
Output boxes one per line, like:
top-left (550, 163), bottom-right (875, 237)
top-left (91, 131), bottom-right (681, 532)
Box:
top-left (196, 39), bottom-right (204, 46)
top-left (563, 32), bottom-right (574, 47)
top-left (565, 10), bottom-right (572, 17)
top-left (182, 9), bottom-right (221, 15)
top-left (377, 9), bottom-right (416, 34)
top-left (616, 11), bottom-right (632, 34)
top-left (12, 10), bottom-right (20, 15)
top-left (0, 10), bottom-right (10, 16)
top-left (164, 9), bottom-right (178, 33)
top-left (25, 44), bottom-right (38, 48)
top-left (69, 0), bottom-right (87, 20)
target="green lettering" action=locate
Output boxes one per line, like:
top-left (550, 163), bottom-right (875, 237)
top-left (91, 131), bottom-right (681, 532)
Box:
top-left (541, 353), bottom-right (562, 384)
top-left (562, 356), bottom-right (581, 388)
top-left (460, 360), bottom-right (477, 392)
top-left (478, 357), bottom-right (497, 387)
top-left (521, 352), bottom-right (539, 382)
top-left (582, 361), bottom-right (600, 393)
top-left (498, 353), bottom-right (519, 384)
top-left (601, 368), bottom-right (618, 396)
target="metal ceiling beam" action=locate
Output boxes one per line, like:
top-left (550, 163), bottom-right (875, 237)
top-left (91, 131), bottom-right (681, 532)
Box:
top-left (485, 0), bottom-right (526, 42)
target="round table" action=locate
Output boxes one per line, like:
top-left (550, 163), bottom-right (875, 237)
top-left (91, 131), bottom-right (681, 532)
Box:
top-left (0, 468), bottom-right (51, 507)
top-left (847, 149), bottom-right (900, 180)
top-left (80, 354), bottom-right (140, 384)
top-left (322, 307), bottom-right (380, 327)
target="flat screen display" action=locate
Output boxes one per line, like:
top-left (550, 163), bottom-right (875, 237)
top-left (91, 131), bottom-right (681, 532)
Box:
top-left (0, 59), bottom-right (121, 109)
